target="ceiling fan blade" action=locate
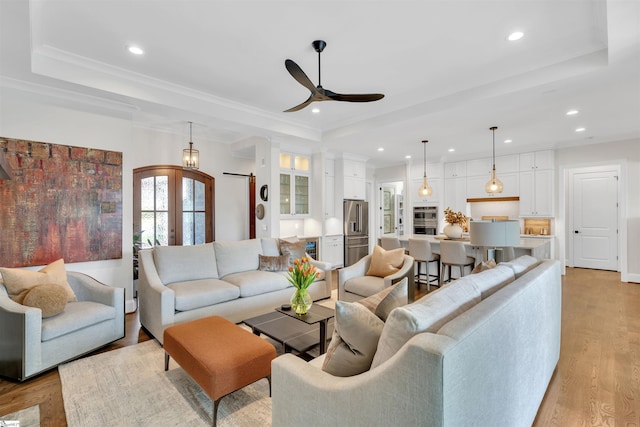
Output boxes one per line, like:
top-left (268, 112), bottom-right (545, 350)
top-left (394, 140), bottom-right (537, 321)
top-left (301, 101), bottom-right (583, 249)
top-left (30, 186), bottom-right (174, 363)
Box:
top-left (283, 95), bottom-right (316, 112)
top-left (285, 59), bottom-right (317, 93)
top-left (328, 92), bottom-right (385, 102)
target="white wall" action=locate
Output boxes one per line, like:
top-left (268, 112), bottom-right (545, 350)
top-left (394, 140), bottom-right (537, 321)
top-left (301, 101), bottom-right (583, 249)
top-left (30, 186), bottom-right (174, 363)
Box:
top-left (556, 139), bottom-right (640, 281)
top-left (0, 88), bottom-right (254, 311)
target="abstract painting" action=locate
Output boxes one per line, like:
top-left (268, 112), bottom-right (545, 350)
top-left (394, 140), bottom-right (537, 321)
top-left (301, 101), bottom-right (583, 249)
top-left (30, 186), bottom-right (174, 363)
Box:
top-left (0, 137), bottom-right (122, 267)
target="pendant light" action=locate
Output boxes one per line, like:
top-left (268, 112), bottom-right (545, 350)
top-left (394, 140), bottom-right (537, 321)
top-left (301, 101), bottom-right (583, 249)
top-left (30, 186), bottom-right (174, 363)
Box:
top-left (485, 126), bottom-right (503, 194)
top-left (182, 121), bottom-right (200, 169)
top-left (418, 140), bottom-right (432, 197)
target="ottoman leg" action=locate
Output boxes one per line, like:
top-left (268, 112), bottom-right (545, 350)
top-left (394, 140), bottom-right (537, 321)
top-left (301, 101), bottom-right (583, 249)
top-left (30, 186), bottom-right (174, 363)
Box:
top-left (213, 398), bottom-right (221, 427)
top-left (164, 352), bottom-right (170, 371)
top-left (267, 375), bottom-right (272, 397)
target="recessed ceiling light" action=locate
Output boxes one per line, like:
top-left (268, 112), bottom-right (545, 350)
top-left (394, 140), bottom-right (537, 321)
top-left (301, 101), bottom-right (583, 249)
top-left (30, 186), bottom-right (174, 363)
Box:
top-left (504, 139), bottom-right (512, 143)
top-left (405, 155), bottom-right (411, 159)
top-left (377, 147), bottom-right (384, 152)
top-left (566, 109), bottom-right (579, 116)
top-left (311, 108), bottom-right (320, 114)
top-left (448, 148), bottom-right (455, 152)
top-left (575, 127), bottom-right (586, 132)
top-left (508, 31), bottom-right (524, 41)
top-left (127, 45), bottom-right (144, 55)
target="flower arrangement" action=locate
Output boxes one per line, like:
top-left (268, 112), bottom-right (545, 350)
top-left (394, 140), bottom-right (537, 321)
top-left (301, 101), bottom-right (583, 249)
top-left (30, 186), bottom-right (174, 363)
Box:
top-left (444, 207), bottom-right (468, 229)
top-left (287, 257), bottom-right (318, 290)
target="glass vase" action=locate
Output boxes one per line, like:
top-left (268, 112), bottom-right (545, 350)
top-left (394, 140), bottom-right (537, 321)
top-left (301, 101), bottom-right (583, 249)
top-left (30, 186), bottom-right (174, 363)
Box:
top-left (290, 288), bottom-right (312, 315)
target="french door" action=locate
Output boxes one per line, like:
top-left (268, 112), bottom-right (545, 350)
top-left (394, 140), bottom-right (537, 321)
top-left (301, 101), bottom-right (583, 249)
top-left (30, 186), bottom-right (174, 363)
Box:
top-left (133, 165), bottom-right (214, 247)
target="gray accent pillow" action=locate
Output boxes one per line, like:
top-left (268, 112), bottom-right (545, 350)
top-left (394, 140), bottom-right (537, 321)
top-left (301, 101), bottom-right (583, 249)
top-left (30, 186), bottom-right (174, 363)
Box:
top-left (258, 254), bottom-right (290, 272)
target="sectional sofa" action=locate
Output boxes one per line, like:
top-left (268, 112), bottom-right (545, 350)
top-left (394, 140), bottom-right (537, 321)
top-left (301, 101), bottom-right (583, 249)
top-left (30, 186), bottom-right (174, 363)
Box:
top-left (137, 237), bottom-right (333, 343)
top-left (272, 256), bottom-right (561, 426)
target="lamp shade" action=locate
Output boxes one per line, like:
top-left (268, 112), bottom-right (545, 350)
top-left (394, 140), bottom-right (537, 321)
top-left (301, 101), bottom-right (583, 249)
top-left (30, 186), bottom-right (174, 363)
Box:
top-left (469, 220), bottom-right (520, 247)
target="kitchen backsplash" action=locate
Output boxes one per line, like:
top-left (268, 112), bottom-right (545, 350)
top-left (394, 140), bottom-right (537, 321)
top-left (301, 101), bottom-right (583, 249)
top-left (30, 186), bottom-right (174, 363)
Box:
top-left (523, 218), bottom-right (552, 235)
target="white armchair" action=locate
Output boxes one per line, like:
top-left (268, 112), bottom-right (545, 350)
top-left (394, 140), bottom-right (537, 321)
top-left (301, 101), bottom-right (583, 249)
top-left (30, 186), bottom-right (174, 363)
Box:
top-left (0, 272), bottom-right (125, 381)
top-left (338, 253), bottom-right (415, 303)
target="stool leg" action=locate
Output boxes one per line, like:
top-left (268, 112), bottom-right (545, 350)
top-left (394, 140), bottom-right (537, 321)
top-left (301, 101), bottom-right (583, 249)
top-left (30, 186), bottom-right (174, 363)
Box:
top-left (164, 352), bottom-right (170, 371)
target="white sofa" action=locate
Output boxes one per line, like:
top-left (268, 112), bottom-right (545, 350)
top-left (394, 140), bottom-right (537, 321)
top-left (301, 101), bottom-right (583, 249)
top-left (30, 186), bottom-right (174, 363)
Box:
top-left (272, 256), bottom-right (561, 426)
top-left (138, 237), bottom-right (333, 344)
top-left (0, 272), bottom-right (125, 381)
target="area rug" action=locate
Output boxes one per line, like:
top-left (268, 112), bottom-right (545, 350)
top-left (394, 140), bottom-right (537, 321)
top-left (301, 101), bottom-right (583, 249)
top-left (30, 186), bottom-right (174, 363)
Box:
top-left (0, 405), bottom-right (40, 427)
top-left (59, 340), bottom-right (272, 427)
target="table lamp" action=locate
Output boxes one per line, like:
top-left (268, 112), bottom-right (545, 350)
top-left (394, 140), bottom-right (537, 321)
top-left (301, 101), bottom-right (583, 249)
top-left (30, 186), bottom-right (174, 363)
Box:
top-left (469, 220), bottom-right (520, 262)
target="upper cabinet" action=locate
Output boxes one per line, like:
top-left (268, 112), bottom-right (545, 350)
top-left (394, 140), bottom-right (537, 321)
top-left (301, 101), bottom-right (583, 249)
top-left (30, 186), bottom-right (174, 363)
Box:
top-left (519, 150), bottom-right (553, 171)
top-left (280, 152), bottom-right (310, 217)
top-left (343, 159), bottom-right (366, 179)
top-left (444, 161), bottom-right (466, 178)
top-left (342, 158), bottom-right (366, 200)
top-left (466, 158), bottom-right (492, 177)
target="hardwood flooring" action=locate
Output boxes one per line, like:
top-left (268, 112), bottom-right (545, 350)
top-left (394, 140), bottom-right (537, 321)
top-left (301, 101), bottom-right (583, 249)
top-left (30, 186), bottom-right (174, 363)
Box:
top-left (1, 267), bottom-right (638, 426)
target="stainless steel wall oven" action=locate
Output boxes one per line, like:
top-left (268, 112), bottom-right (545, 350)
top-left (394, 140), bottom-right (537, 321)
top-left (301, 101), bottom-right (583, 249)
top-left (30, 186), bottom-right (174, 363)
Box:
top-left (413, 206), bottom-right (438, 235)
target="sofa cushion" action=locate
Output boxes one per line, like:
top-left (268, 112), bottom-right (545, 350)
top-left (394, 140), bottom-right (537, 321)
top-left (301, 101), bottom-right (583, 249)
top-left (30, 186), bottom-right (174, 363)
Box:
top-left (500, 255), bottom-right (540, 278)
top-left (154, 243), bottom-right (218, 284)
top-left (371, 277), bottom-right (482, 368)
top-left (357, 278), bottom-right (408, 321)
top-left (167, 279), bottom-right (240, 311)
top-left (366, 245), bottom-right (404, 278)
top-left (0, 259), bottom-right (77, 303)
top-left (279, 240), bottom-right (306, 266)
top-left (467, 265), bottom-right (515, 299)
top-left (322, 301), bottom-right (385, 377)
top-left (41, 301), bottom-right (115, 342)
top-left (344, 275), bottom-right (385, 298)
top-left (22, 284), bottom-right (68, 318)
top-left (258, 254), bottom-right (290, 272)
top-left (222, 270), bottom-right (291, 297)
top-left (261, 238), bottom-right (281, 256)
top-left (214, 239), bottom-right (263, 277)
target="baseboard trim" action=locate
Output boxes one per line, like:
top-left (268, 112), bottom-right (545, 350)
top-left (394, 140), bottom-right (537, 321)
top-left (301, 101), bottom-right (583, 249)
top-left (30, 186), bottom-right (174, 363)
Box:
top-left (625, 273), bottom-right (640, 284)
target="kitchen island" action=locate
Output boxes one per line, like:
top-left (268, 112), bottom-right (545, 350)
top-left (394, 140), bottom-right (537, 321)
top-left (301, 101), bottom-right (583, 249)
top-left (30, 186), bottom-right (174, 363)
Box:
top-left (385, 234), bottom-right (551, 264)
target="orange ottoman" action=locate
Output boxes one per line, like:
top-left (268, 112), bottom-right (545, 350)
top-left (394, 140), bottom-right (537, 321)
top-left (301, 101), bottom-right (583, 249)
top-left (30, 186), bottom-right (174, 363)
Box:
top-left (163, 316), bottom-right (276, 427)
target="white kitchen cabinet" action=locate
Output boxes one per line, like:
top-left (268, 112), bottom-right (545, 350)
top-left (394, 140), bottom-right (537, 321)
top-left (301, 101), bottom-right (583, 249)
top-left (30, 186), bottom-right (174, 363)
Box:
top-left (466, 158), bottom-right (492, 177)
top-left (495, 154), bottom-right (520, 173)
top-left (324, 175), bottom-right (335, 218)
top-left (343, 159), bottom-right (366, 178)
top-left (344, 176), bottom-right (366, 200)
top-left (467, 172), bottom-right (519, 198)
top-left (519, 169), bottom-right (553, 216)
top-left (322, 235), bottom-right (344, 268)
top-left (519, 150), bottom-right (554, 171)
top-left (411, 162), bottom-right (442, 180)
top-left (444, 177), bottom-right (467, 213)
top-left (280, 152), bottom-right (311, 217)
top-left (444, 161), bottom-right (467, 178)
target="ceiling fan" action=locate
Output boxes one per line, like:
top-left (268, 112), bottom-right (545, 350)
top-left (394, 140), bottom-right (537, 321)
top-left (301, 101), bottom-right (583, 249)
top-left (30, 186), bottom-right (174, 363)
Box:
top-left (284, 40), bottom-right (385, 112)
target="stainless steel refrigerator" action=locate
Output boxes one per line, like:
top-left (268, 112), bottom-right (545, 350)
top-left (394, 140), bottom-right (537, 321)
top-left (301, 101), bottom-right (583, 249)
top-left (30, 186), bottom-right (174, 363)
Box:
top-left (344, 199), bottom-right (369, 267)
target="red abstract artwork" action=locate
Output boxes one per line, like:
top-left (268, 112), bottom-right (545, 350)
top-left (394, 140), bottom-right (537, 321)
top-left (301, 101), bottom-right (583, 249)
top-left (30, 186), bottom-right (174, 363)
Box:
top-left (0, 138), bottom-right (122, 267)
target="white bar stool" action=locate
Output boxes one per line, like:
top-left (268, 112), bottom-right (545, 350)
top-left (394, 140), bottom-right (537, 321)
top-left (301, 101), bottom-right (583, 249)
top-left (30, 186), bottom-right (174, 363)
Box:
top-left (408, 238), bottom-right (440, 291)
top-left (439, 240), bottom-right (475, 286)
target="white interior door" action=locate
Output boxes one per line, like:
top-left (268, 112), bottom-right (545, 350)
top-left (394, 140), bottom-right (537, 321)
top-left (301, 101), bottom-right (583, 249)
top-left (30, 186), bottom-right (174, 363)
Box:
top-left (571, 168), bottom-right (618, 270)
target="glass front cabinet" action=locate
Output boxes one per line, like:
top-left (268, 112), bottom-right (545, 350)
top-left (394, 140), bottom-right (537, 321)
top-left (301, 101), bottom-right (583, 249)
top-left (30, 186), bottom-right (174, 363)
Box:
top-left (280, 153), bottom-right (310, 216)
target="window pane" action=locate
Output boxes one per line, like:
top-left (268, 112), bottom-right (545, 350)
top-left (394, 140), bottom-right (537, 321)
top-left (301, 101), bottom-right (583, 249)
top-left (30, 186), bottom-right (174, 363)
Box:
top-left (195, 180), bottom-right (205, 211)
top-left (279, 153), bottom-right (291, 169)
top-left (141, 177), bottom-right (154, 210)
top-left (295, 175), bottom-right (309, 214)
top-left (182, 177), bottom-right (193, 211)
top-left (141, 212), bottom-right (155, 248)
top-left (294, 156), bottom-right (309, 171)
top-left (280, 173), bottom-right (291, 215)
top-left (156, 176), bottom-right (168, 210)
top-left (195, 212), bottom-right (205, 245)
top-left (156, 212), bottom-right (169, 246)
top-left (183, 212), bottom-right (194, 246)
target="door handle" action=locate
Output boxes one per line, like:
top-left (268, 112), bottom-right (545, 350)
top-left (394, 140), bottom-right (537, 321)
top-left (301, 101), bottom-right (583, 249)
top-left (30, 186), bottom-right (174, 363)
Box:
top-left (574, 230), bottom-right (580, 234)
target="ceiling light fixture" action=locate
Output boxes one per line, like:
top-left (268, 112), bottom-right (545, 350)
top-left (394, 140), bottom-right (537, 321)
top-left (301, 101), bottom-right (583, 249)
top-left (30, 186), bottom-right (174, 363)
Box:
top-left (377, 147), bottom-right (384, 152)
top-left (311, 108), bottom-right (320, 113)
top-left (566, 110), bottom-right (579, 116)
top-left (127, 45), bottom-right (144, 55)
top-left (418, 140), bottom-right (433, 198)
top-left (448, 148), bottom-right (455, 152)
top-left (508, 31), bottom-right (524, 41)
top-left (182, 121), bottom-right (200, 169)
top-left (504, 139), bottom-right (512, 143)
top-left (485, 126), bottom-right (504, 194)
top-left (405, 155), bottom-right (411, 159)
top-left (575, 127), bottom-right (586, 132)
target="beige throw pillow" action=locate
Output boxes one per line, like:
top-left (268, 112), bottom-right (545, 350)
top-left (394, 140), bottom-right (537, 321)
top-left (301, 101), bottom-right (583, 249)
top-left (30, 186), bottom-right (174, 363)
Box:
top-left (279, 239), bottom-right (306, 266)
top-left (0, 259), bottom-right (77, 303)
top-left (357, 277), bottom-right (409, 321)
top-left (366, 245), bottom-right (404, 278)
top-left (258, 254), bottom-right (290, 272)
top-left (321, 301), bottom-right (385, 377)
top-left (22, 284), bottom-right (68, 318)
top-left (471, 259), bottom-right (497, 274)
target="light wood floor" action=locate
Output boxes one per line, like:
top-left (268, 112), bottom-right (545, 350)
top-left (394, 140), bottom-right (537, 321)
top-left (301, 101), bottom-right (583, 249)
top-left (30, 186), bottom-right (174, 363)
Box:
top-left (1, 267), bottom-right (638, 426)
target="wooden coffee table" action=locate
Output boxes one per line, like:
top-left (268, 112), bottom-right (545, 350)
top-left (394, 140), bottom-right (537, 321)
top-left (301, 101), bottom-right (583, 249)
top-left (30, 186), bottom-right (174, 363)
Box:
top-left (244, 304), bottom-right (335, 355)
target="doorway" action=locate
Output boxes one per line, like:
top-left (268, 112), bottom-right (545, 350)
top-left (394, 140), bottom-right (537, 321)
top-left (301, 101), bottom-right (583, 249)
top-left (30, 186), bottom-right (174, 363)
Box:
top-left (568, 165), bottom-right (619, 271)
top-left (378, 182), bottom-right (404, 237)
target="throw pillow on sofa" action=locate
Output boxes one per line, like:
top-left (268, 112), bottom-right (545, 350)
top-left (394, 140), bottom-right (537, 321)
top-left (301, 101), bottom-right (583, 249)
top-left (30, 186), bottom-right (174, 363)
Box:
top-left (22, 283), bottom-right (68, 318)
top-left (366, 245), bottom-right (404, 278)
top-left (322, 278), bottom-right (408, 377)
top-left (258, 254), bottom-right (290, 272)
top-left (0, 258), bottom-right (77, 304)
top-left (471, 259), bottom-right (497, 274)
top-left (279, 240), bottom-right (306, 266)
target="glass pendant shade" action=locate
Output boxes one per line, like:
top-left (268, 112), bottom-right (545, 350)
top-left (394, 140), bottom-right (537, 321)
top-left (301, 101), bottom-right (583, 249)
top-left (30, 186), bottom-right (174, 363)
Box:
top-left (485, 126), bottom-right (503, 194)
top-left (182, 122), bottom-right (199, 169)
top-left (418, 139), bottom-right (432, 197)
top-left (485, 168), bottom-right (504, 193)
top-left (182, 142), bottom-right (199, 169)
